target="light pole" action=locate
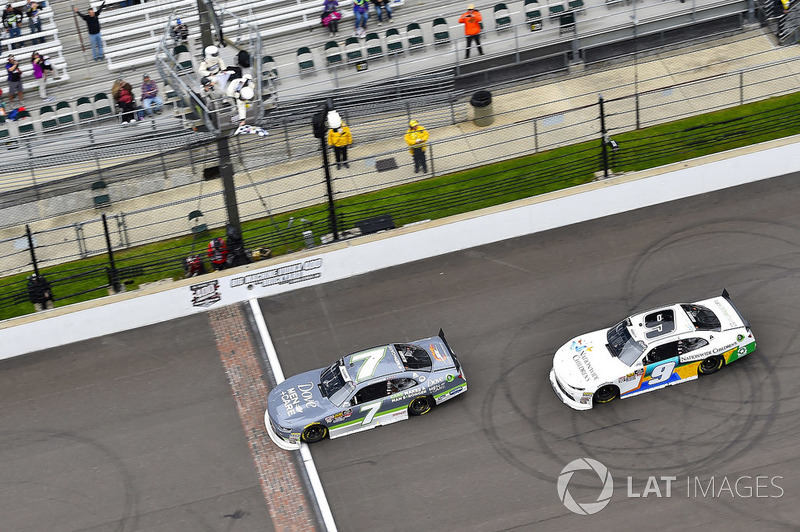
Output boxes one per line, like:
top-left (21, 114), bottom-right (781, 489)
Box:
top-left (312, 99), bottom-right (340, 241)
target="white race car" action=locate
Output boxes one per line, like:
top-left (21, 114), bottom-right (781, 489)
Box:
top-left (550, 290), bottom-right (756, 410)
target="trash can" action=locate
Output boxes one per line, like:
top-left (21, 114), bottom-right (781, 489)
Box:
top-left (470, 90), bottom-right (494, 127)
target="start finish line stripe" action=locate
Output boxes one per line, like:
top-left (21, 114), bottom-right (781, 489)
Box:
top-left (249, 298), bottom-right (339, 532)
top-left (209, 303), bottom-right (318, 532)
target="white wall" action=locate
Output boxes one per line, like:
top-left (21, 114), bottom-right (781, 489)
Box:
top-left (2, 138), bottom-right (799, 360)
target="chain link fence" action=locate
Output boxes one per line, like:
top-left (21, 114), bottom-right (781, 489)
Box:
top-left (3, 40), bottom-right (800, 318)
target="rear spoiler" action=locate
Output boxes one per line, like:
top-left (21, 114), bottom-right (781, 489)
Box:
top-left (439, 328), bottom-right (454, 354)
top-left (438, 328), bottom-right (462, 372)
top-left (721, 289), bottom-right (751, 329)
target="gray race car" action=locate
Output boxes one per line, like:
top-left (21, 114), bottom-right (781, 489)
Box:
top-left (265, 330), bottom-right (467, 450)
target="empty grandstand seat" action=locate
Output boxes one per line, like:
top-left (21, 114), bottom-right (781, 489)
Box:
top-left (366, 32), bottom-right (383, 60)
top-left (56, 101), bottom-right (76, 127)
top-left (525, 0), bottom-right (543, 25)
top-left (386, 27), bottom-right (404, 55)
top-left (77, 97), bottom-right (95, 121)
top-left (325, 40), bottom-right (343, 68)
top-left (345, 37), bottom-right (363, 64)
top-left (173, 44), bottom-right (193, 73)
top-left (39, 105), bottom-right (58, 131)
top-left (406, 22), bottom-right (424, 51)
top-left (94, 93), bottom-right (114, 118)
top-left (297, 46), bottom-right (315, 74)
top-left (188, 210), bottom-right (208, 237)
top-left (91, 180), bottom-right (111, 208)
top-left (559, 12), bottom-right (575, 34)
top-left (567, 0), bottom-right (584, 13)
top-left (261, 55), bottom-right (278, 80)
top-left (16, 110), bottom-right (34, 136)
top-left (433, 17), bottom-right (450, 45)
top-left (549, 1), bottom-right (565, 19)
top-left (494, 3), bottom-right (512, 30)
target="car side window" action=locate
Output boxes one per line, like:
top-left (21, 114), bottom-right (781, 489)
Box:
top-left (678, 337), bottom-right (708, 354)
top-left (388, 378), bottom-right (417, 393)
top-left (352, 381), bottom-right (390, 405)
top-left (644, 341), bottom-right (679, 364)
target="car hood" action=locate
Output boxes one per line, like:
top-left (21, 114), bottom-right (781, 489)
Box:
top-left (267, 369), bottom-right (333, 429)
top-left (553, 330), bottom-right (627, 388)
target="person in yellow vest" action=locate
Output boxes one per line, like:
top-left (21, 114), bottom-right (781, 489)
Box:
top-left (404, 119), bottom-right (429, 173)
top-left (327, 113), bottom-right (353, 169)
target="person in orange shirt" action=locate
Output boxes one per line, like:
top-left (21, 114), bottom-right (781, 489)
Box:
top-left (458, 4), bottom-right (484, 59)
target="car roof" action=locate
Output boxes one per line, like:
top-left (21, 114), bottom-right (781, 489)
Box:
top-left (343, 345), bottom-right (405, 383)
top-left (627, 304), bottom-right (696, 344)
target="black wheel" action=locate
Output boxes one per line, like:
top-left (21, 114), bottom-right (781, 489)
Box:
top-left (408, 395), bottom-right (433, 416)
top-left (698, 355), bottom-right (724, 376)
top-left (301, 424), bottom-right (328, 444)
top-left (594, 385), bottom-right (619, 405)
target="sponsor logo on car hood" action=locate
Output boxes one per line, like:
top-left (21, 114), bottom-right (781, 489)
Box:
top-left (267, 369), bottom-right (332, 428)
top-left (553, 330), bottom-right (626, 387)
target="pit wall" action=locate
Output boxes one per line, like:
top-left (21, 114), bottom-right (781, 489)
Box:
top-left (3, 136), bottom-right (799, 360)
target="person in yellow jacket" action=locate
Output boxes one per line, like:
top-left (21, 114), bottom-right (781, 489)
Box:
top-left (404, 119), bottom-right (429, 173)
top-left (327, 119), bottom-right (353, 169)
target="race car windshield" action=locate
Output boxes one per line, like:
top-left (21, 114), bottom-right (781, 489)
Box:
top-left (319, 360), bottom-right (353, 406)
top-left (607, 320), bottom-right (645, 366)
top-left (394, 344), bottom-right (432, 371)
top-left (681, 304), bottom-right (721, 331)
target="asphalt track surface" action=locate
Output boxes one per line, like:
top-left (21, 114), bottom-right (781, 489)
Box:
top-left (262, 172), bottom-right (800, 532)
top-left (0, 317), bottom-right (275, 531)
top-left (3, 172), bottom-right (800, 531)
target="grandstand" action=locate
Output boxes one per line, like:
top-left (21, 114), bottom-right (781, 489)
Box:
top-left (0, 0), bottom-right (758, 141)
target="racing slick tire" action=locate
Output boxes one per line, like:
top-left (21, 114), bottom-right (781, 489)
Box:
top-left (408, 395), bottom-right (433, 416)
top-left (593, 385), bottom-right (619, 405)
top-left (698, 355), bottom-right (725, 376)
top-left (301, 424), bottom-right (328, 444)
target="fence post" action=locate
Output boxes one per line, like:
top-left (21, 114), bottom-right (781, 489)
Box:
top-left (740, 71), bottom-right (744, 105)
top-left (283, 118), bottom-right (293, 159)
top-left (599, 94), bottom-right (609, 178)
top-left (428, 143), bottom-right (435, 178)
top-left (533, 118), bottom-right (539, 153)
top-left (102, 213), bottom-right (122, 293)
top-left (25, 143), bottom-right (39, 195)
top-left (26, 225), bottom-right (40, 277)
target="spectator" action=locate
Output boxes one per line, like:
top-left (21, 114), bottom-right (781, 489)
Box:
top-left (140, 74), bottom-right (163, 116)
top-left (74, 2), bottom-right (107, 61)
top-left (171, 18), bottom-right (189, 44)
top-left (207, 237), bottom-right (228, 270)
top-left (111, 78), bottom-right (137, 123)
top-left (226, 74), bottom-right (255, 126)
top-left (353, 0), bottom-right (369, 37)
top-left (327, 112), bottom-right (352, 169)
top-left (458, 4), bottom-right (484, 59)
top-left (26, 1), bottom-right (43, 45)
top-left (3, 5), bottom-right (24, 50)
top-left (321, 0), bottom-right (341, 37)
top-left (371, 0), bottom-right (392, 26)
top-left (31, 51), bottom-right (53, 101)
top-left (404, 119), bottom-right (429, 173)
top-left (5, 54), bottom-right (23, 105)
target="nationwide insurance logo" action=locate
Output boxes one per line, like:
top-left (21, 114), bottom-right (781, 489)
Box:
top-left (557, 458), bottom-right (785, 515)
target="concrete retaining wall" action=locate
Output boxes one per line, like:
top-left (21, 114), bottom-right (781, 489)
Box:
top-left (2, 136), bottom-right (799, 360)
